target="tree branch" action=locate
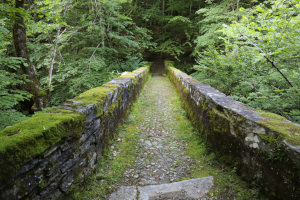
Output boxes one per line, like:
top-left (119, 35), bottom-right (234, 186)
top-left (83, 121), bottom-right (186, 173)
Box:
top-left (237, 28), bottom-right (293, 87)
top-left (48, 0), bottom-right (71, 90)
top-left (88, 41), bottom-right (102, 73)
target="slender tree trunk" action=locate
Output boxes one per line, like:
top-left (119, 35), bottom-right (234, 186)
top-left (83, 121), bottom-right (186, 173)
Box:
top-left (162, 0), bottom-right (165, 16)
top-left (98, 5), bottom-right (105, 48)
top-left (48, 0), bottom-right (71, 90)
top-left (170, 0), bottom-right (173, 15)
top-left (13, 0), bottom-right (45, 110)
top-left (189, 1), bottom-right (192, 17)
top-left (236, 0), bottom-right (240, 11)
top-left (250, 0), bottom-right (254, 8)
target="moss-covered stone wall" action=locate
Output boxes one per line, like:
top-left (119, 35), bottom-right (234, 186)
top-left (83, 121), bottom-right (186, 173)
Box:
top-left (166, 61), bottom-right (300, 200)
top-left (0, 65), bottom-right (149, 200)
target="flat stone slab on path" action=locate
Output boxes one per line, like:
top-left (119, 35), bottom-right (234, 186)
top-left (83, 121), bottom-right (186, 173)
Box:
top-left (108, 176), bottom-right (213, 200)
top-left (108, 186), bottom-right (137, 200)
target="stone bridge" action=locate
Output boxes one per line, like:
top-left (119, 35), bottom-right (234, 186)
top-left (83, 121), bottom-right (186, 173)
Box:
top-left (0, 62), bottom-right (299, 200)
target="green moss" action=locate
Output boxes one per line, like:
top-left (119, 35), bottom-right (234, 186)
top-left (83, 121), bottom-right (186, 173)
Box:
top-left (67, 170), bottom-right (84, 194)
top-left (118, 74), bottom-right (135, 79)
top-left (257, 111), bottom-right (300, 145)
top-left (209, 109), bottom-right (245, 134)
top-left (258, 134), bottom-right (281, 146)
top-left (37, 89), bottom-right (47, 97)
top-left (209, 111), bottom-right (230, 133)
top-left (211, 108), bottom-right (227, 119)
top-left (102, 83), bottom-right (121, 89)
top-left (71, 86), bottom-right (117, 118)
top-left (165, 60), bottom-right (175, 68)
top-left (185, 75), bottom-right (192, 79)
top-left (18, 182), bottom-right (28, 197)
top-left (0, 108), bottom-right (85, 183)
top-left (182, 86), bottom-right (190, 95)
top-left (45, 107), bottom-right (79, 114)
top-left (119, 73), bottom-right (142, 87)
top-left (103, 98), bottom-right (121, 119)
top-left (39, 180), bottom-right (45, 188)
top-left (75, 172), bottom-right (83, 183)
top-left (72, 86), bottom-right (115, 105)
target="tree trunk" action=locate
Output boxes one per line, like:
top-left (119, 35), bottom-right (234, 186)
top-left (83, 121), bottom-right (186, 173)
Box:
top-left (48, 0), bottom-right (71, 91)
top-left (236, 0), bottom-right (240, 11)
top-left (162, 0), bottom-right (165, 17)
top-left (13, 0), bottom-right (46, 110)
top-left (189, 1), bottom-right (192, 17)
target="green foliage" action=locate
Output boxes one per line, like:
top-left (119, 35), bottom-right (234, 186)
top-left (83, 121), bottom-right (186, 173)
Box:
top-left (0, 0), bottom-right (154, 128)
top-left (129, 0), bottom-right (259, 63)
top-left (40, 0), bottom-right (153, 105)
top-left (193, 0), bottom-right (300, 123)
top-left (0, 109), bottom-right (28, 130)
top-left (0, 57), bottom-right (32, 109)
top-left (0, 2), bottom-right (31, 129)
top-left (1, 4), bottom-right (30, 111)
top-left (156, 39), bottom-right (185, 60)
top-left (173, 61), bottom-right (195, 74)
top-left (129, 0), bottom-right (202, 60)
top-left (194, 0), bottom-right (240, 52)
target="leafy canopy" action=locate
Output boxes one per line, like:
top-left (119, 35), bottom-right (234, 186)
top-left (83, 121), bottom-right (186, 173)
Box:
top-left (193, 0), bottom-right (300, 123)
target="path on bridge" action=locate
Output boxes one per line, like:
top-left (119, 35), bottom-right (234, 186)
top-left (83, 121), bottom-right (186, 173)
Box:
top-left (73, 63), bottom-right (259, 200)
top-left (120, 74), bottom-right (195, 186)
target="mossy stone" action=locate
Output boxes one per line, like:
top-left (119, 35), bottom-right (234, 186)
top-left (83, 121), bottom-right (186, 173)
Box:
top-left (257, 111), bottom-right (300, 146)
top-left (73, 86), bottom-right (115, 106)
top-left (0, 108), bottom-right (85, 184)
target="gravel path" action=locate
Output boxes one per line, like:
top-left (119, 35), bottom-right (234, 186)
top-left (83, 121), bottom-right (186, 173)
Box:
top-left (121, 75), bottom-right (195, 186)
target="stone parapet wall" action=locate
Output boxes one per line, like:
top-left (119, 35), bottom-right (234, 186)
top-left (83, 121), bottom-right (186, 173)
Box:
top-left (0, 65), bottom-right (149, 200)
top-left (166, 61), bottom-right (300, 200)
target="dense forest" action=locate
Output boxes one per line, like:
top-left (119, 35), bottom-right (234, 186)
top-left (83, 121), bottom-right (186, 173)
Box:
top-left (0, 0), bottom-right (299, 129)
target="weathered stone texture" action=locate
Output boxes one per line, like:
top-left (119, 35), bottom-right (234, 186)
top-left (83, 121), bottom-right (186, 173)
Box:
top-left (166, 62), bottom-right (300, 200)
top-left (108, 177), bottom-right (213, 200)
top-left (0, 66), bottom-right (149, 200)
top-left (138, 177), bottom-right (213, 200)
top-left (108, 186), bottom-right (137, 200)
